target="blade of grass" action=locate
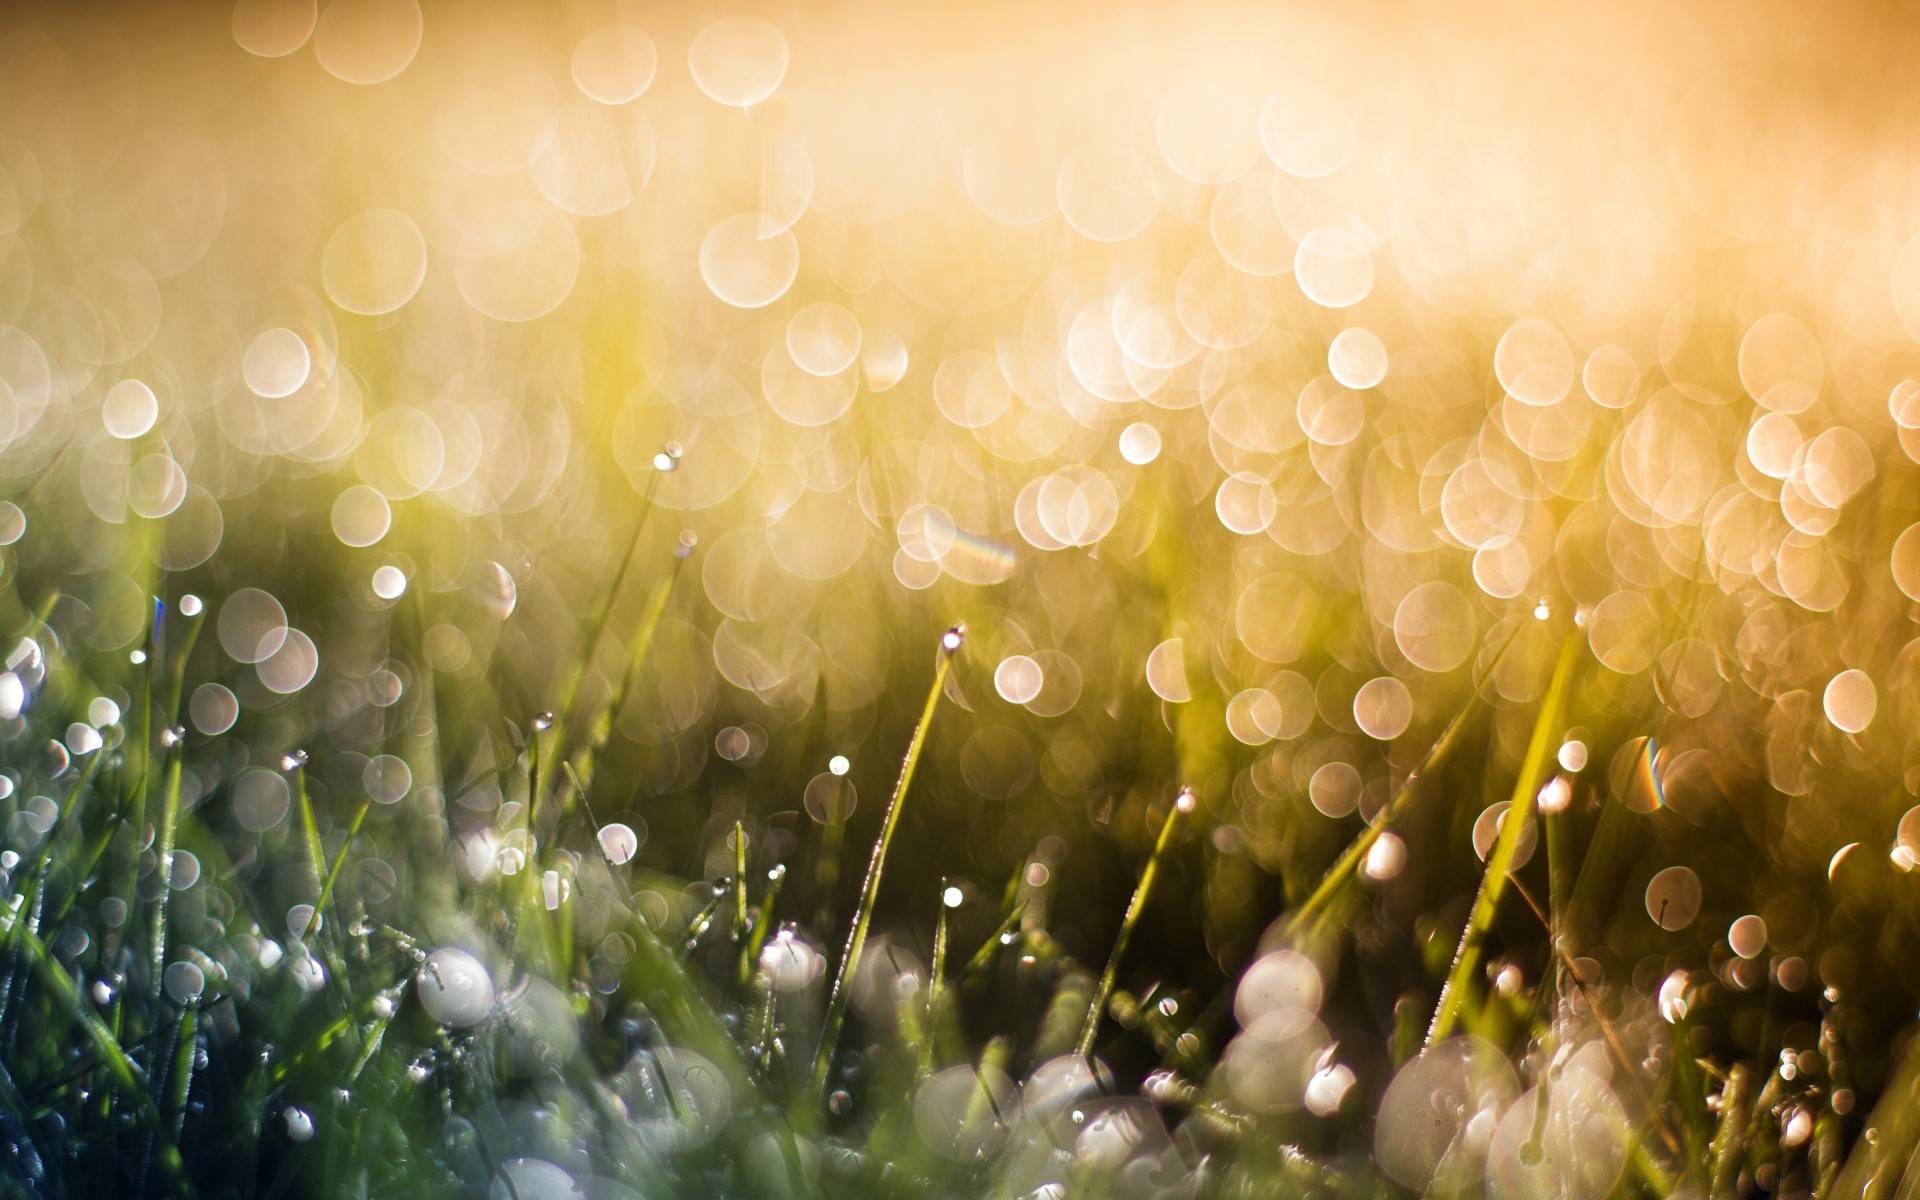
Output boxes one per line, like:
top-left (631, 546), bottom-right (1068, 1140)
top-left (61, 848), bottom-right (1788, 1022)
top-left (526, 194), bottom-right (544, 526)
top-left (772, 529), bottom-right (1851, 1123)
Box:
top-left (270, 985), bottom-right (401, 1085)
top-left (566, 547), bottom-right (689, 806)
top-left (1509, 874), bottom-right (1683, 1159)
top-left (922, 880), bottom-right (954, 1079)
top-left (958, 901), bottom-right (1027, 986)
top-left (1280, 616), bottom-right (1527, 942)
top-left (732, 819), bottom-right (749, 939)
top-left (546, 465), bottom-right (666, 784)
top-left (739, 863), bottom-right (786, 989)
top-left (1427, 627), bottom-right (1579, 1046)
top-left (1710, 1064), bottom-right (1751, 1199)
top-left (1078, 787), bottom-right (1195, 1059)
top-left (146, 747), bottom-right (189, 1008)
top-left (811, 626), bottom-right (962, 1110)
top-left (315, 795), bottom-right (375, 921)
top-left (138, 596), bottom-right (205, 1013)
top-left (292, 756), bottom-right (324, 896)
top-left (164, 999), bottom-right (198, 1136)
top-left (15, 750), bottom-right (103, 900)
top-left (0, 1060), bottom-right (57, 1200)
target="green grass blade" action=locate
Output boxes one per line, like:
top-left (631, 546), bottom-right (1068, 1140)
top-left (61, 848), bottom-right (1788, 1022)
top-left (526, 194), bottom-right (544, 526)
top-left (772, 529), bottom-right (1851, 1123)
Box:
top-left (923, 880), bottom-right (953, 1078)
top-left (146, 751), bottom-right (188, 1007)
top-left (546, 468), bottom-right (665, 780)
top-left (316, 795), bottom-right (375, 921)
top-left (137, 597), bottom-right (204, 1013)
top-left (1426, 628), bottom-right (1580, 1046)
top-left (1078, 788), bottom-right (1194, 1059)
top-left (732, 819), bottom-right (748, 938)
top-left (567, 553), bottom-right (688, 805)
top-left (1280, 619), bottom-right (1527, 942)
top-left (811, 627), bottom-right (961, 1110)
top-left (164, 1000), bottom-right (198, 1137)
top-left (739, 863), bottom-right (786, 989)
top-left (958, 901), bottom-right (1027, 985)
top-left (1709, 1064), bottom-right (1750, 1198)
top-left (293, 759), bottom-right (325, 896)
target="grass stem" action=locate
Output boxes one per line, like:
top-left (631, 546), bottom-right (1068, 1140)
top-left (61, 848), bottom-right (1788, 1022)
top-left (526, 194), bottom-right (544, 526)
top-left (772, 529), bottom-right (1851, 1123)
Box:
top-left (1078, 787), bottom-right (1194, 1060)
top-left (1281, 617), bottom-right (1527, 942)
top-left (811, 626), bottom-right (961, 1110)
top-left (1426, 628), bottom-right (1579, 1047)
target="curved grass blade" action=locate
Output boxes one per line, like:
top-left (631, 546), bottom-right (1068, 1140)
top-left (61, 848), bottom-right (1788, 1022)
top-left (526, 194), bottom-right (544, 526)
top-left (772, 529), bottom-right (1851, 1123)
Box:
top-left (1279, 617), bottom-right (1527, 942)
top-left (546, 466), bottom-right (666, 781)
top-left (566, 545), bottom-right (690, 805)
top-left (812, 626), bottom-right (962, 1109)
top-left (1078, 787), bottom-right (1194, 1059)
top-left (958, 901), bottom-right (1027, 986)
top-left (1426, 628), bottom-right (1580, 1046)
top-left (315, 795), bottom-right (376, 920)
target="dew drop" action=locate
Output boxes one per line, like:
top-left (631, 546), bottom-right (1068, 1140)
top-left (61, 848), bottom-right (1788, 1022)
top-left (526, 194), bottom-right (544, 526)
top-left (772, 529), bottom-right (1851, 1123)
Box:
top-left (164, 961), bottom-right (205, 1004)
top-left (416, 946), bottom-right (494, 1027)
top-left (597, 822), bottom-right (640, 865)
top-left (283, 1106), bottom-right (314, 1142)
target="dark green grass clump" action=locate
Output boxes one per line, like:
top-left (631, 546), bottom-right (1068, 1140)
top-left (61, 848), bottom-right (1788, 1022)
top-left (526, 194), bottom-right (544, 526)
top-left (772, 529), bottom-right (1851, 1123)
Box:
top-left (0, 526), bottom-right (1911, 1200)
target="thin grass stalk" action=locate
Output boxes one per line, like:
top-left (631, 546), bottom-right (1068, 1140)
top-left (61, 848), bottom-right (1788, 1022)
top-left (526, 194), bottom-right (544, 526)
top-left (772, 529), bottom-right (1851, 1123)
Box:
top-left (47, 815), bottom-right (118, 931)
top-left (811, 626), bottom-right (961, 1109)
top-left (958, 902), bottom-right (1027, 989)
top-left (922, 880), bottom-right (952, 1079)
top-left (133, 598), bottom-right (204, 1016)
top-left (145, 749), bottom-right (189, 1008)
top-left (1078, 787), bottom-right (1195, 1060)
top-left (15, 751), bottom-right (103, 900)
top-left (0, 753), bottom-right (103, 1037)
top-left (1280, 617), bottom-right (1527, 942)
top-left (315, 796), bottom-right (375, 921)
top-left (506, 714), bottom-right (551, 951)
top-left (135, 594), bottom-right (155, 844)
top-left (164, 999), bottom-right (197, 1137)
top-left (0, 888), bottom-right (43, 1052)
top-left (962, 1035), bottom-right (1014, 1133)
top-left (293, 759), bottom-right (324, 896)
top-left (813, 811), bottom-right (846, 937)
top-left (1427, 628), bottom-right (1580, 1046)
top-left (547, 466), bottom-right (664, 775)
top-left (732, 820), bottom-right (749, 938)
top-left (1709, 1065), bottom-right (1751, 1199)
top-left (567, 551), bottom-right (687, 806)
top-left (0, 1060), bottom-right (52, 1193)
top-left (0, 757), bottom-right (106, 1052)
top-left (739, 863), bottom-right (785, 989)
top-left (1510, 875), bottom-right (1683, 1159)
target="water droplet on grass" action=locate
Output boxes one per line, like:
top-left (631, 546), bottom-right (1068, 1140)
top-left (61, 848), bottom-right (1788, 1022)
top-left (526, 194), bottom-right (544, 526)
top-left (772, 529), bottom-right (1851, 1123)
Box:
top-left (164, 961), bottom-right (205, 1003)
top-left (417, 947), bottom-right (494, 1027)
top-left (282, 1106), bottom-right (314, 1142)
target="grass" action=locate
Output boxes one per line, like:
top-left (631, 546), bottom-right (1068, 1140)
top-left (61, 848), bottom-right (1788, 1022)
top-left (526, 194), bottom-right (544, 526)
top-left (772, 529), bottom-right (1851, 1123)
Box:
top-left (0, 527), bottom-right (1893, 1200)
top-left (812, 628), bottom-right (959, 1112)
top-left (0, 11), bottom-right (1908, 1194)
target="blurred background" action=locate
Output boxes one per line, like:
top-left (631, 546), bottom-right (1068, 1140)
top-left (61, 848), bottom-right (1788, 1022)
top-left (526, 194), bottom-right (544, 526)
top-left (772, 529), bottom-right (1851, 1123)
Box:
top-left (6, 0), bottom-right (1920, 1193)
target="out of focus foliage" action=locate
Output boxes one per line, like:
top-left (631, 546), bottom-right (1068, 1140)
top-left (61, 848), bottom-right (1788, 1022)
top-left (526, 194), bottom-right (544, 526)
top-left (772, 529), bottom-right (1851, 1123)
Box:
top-left (2, 1), bottom-right (1920, 1196)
